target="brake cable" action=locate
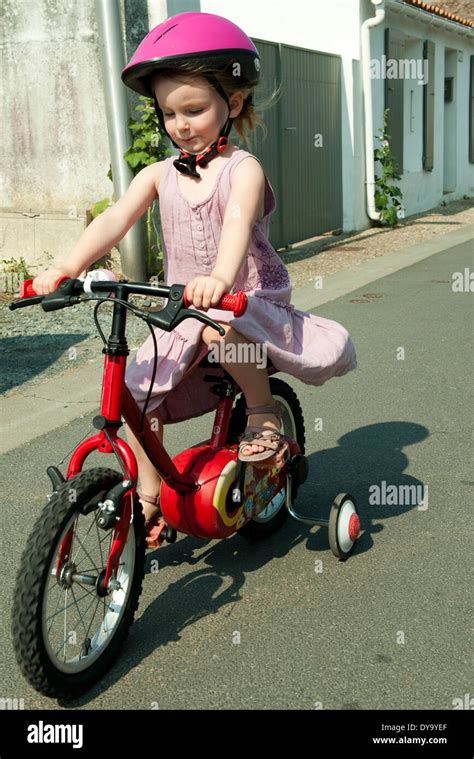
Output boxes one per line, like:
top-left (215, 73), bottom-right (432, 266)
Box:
top-left (90, 295), bottom-right (160, 434)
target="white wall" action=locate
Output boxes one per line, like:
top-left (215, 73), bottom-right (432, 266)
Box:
top-left (0, 0), bottom-right (110, 214)
top-left (369, 3), bottom-right (474, 219)
top-left (201, 0), bottom-right (361, 59)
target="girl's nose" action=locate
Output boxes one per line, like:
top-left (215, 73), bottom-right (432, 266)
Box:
top-left (176, 117), bottom-right (190, 132)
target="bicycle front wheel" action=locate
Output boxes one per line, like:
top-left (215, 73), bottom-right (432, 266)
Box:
top-left (11, 467), bottom-right (146, 699)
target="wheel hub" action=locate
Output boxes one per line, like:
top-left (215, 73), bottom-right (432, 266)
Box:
top-left (58, 562), bottom-right (77, 589)
top-left (348, 512), bottom-right (360, 542)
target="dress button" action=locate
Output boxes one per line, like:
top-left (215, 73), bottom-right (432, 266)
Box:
top-left (200, 242), bottom-right (205, 248)
top-left (197, 225), bottom-right (202, 231)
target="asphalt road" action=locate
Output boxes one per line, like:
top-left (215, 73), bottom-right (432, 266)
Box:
top-left (1, 239), bottom-right (472, 710)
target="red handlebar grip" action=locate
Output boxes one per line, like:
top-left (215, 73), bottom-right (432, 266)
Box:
top-left (19, 275), bottom-right (69, 298)
top-left (19, 279), bottom-right (37, 298)
top-left (217, 291), bottom-right (247, 317)
top-left (183, 286), bottom-right (247, 317)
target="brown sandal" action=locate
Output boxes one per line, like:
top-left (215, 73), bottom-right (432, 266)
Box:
top-left (138, 490), bottom-right (166, 549)
top-left (238, 403), bottom-right (290, 467)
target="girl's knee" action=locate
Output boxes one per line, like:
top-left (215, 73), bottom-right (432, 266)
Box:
top-left (202, 322), bottom-right (232, 345)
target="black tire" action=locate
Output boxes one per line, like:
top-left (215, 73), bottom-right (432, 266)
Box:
top-left (226, 377), bottom-right (305, 542)
top-left (11, 467), bottom-right (146, 699)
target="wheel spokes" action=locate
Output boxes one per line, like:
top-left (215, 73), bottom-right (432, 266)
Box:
top-left (42, 509), bottom-right (135, 673)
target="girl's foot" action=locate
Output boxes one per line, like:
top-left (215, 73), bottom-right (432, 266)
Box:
top-left (240, 412), bottom-right (281, 456)
top-left (138, 491), bottom-right (161, 524)
top-left (239, 407), bottom-right (289, 468)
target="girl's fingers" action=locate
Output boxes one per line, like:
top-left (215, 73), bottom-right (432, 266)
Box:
top-left (188, 278), bottom-right (227, 309)
top-left (203, 282), bottom-right (221, 309)
top-left (210, 286), bottom-right (224, 306)
top-left (192, 284), bottom-right (205, 309)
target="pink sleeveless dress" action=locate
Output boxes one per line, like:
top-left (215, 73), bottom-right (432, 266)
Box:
top-left (125, 148), bottom-right (357, 424)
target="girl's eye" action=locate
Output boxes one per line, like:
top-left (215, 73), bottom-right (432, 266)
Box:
top-left (164, 109), bottom-right (203, 116)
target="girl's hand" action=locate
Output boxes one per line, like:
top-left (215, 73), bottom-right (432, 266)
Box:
top-left (32, 267), bottom-right (73, 296)
top-left (185, 275), bottom-right (230, 310)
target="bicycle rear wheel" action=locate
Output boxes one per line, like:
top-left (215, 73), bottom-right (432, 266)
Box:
top-left (227, 377), bottom-right (306, 541)
top-left (11, 467), bottom-right (146, 699)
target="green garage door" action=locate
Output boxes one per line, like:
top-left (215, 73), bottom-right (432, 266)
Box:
top-left (239, 39), bottom-right (343, 249)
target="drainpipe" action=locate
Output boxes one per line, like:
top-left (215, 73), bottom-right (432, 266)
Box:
top-left (361, 0), bottom-right (386, 221)
top-left (95, 0), bottom-right (147, 281)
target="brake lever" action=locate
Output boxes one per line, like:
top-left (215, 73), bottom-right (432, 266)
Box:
top-left (144, 306), bottom-right (226, 336)
top-left (41, 279), bottom-right (82, 311)
top-left (176, 308), bottom-right (226, 335)
top-left (136, 284), bottom-right (226, 336)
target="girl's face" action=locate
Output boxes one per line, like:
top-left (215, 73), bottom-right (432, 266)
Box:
top-left (152, 75), bottom-right (243, 153)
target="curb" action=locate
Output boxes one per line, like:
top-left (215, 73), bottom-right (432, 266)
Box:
top-left (291, 223), bottom-right (473, 311)
top-left (1, 223), bottom-right (472, 454)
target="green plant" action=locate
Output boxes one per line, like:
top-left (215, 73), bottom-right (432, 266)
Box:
top-left (90, 198), bottom-right (112, 219)
top-left (123, 98), bottom-right (172, 277)
top-left (0, 256), bottom-right (32, 279)
top-left (92, 96), bottom-right (172, 278)
top-left (373, 108), bottom-right (404, 227)
top-left (0, 256), bottom-right (33, 295)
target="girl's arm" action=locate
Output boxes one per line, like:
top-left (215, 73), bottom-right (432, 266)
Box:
top-left (33, 162), bottom-right (161, 294)
top-left (186, 159), bottom-right (263, 309)
top-left (211, 158), bottom-right (265, 289)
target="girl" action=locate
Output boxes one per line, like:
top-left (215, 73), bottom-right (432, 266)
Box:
top-left (33, 12), bottom-right (357, 535)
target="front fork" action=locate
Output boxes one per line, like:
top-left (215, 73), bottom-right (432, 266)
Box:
top-left (52, 352), bottom-right (138, 591)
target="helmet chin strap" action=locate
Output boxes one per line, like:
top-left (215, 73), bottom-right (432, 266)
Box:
top-left (172, 116), bottom-right (233, 179)
top-left (152, 75), bottom-right (235, 179)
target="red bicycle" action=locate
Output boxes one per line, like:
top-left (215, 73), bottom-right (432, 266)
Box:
top-left (9, 274), bottom-right (360, 698)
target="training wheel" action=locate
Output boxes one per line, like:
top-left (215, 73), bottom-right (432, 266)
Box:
top-left (328, 493), bottom-right (360, 561)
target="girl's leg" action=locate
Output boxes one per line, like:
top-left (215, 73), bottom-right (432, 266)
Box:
top-left (201, 323), bottom-right (283, 460)
top-left (124, 409), bottom-right (163, 522)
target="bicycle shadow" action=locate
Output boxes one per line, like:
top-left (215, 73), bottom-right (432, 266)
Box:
top-left (58, 419), bottom-right (428, 707)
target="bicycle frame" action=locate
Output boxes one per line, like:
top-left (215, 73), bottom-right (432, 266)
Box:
top-left (60, 293), bottom-right (237, 586)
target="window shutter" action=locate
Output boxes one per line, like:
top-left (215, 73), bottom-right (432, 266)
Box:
top-left (384, 29), bottom-right (404, 175)
top-left (423, 41), bottom-right (435, 171)
top-left (469, 55), bottom-right (474, 164)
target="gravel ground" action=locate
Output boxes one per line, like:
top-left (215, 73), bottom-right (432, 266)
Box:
top-left (1, 196), bottom-right (472, 396)
top-left (281, 197), bottom-right (474, 288)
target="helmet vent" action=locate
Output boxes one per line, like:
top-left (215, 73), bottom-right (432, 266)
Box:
top-left (154, 24), bottom-right (178, 44)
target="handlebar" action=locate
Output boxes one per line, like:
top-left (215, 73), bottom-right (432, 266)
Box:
top-left (8, 275), bottom-right (248, 336)
top-left (13, 276), bottom-right (247, 316)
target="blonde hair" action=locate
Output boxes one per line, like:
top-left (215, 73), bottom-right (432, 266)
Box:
top-left (148, 61), bottom-right (282, 149)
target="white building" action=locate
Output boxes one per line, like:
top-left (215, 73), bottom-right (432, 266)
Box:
top-left (1, 0), bottom-right (473, 270)
top-left (197, 0), bottom-right (474, 232)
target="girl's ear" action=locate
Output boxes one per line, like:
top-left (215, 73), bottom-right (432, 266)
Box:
top-left (229, 91), bottom-right (245, 119)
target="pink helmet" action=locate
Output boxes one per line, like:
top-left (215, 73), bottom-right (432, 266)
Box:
top-left (121, 12), bottom-right (261, 178)
top-left (121, 11), bottom-right (261, 99)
